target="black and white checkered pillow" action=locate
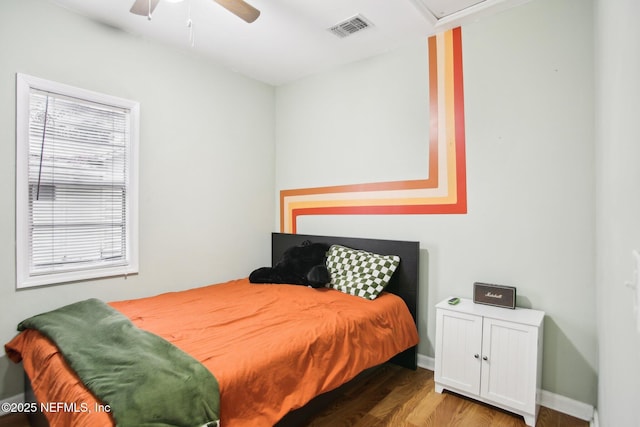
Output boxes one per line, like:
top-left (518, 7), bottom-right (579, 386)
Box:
top-left (325, 245), bottom-right (400, 300)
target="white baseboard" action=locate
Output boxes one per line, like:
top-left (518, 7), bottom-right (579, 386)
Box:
top-left (417, 353), bottom-right (435, 371)
top-left (0, 393), bottom-right (26, 417)
top-left (416, 353), bottom-right (595, 423)
top-left (539, 389), bottom-right (594, 421)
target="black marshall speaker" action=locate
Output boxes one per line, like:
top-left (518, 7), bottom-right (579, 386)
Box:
top-left (473, 282), bottom-right (516, 309)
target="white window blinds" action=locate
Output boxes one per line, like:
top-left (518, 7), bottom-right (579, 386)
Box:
top-left (16, 74), bottom-right (139, 288)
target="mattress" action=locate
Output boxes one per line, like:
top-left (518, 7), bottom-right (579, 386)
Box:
top-left (6, 278), bottom-right (419, 426)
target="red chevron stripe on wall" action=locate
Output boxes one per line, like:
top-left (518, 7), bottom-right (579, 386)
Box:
top-left (280, 27), bottom-right (467, 234)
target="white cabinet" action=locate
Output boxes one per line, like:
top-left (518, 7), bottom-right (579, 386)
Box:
top-left (434, 298), bottom-right (544, 426)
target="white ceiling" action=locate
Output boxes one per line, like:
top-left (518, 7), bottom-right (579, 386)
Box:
top-left (49, 0), bottom-right (531, 86)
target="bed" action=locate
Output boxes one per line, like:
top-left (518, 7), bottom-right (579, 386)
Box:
top-left (5, 232), bottom-right (420, 427)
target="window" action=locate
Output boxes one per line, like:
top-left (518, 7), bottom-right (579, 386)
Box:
top-left (16, 74), bottom-right (139, 288)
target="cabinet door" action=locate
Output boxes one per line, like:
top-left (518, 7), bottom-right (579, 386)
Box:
top-left (435, 309), bottom-right (483, 395)
top-left (480, 317), bottom-right (538, 413)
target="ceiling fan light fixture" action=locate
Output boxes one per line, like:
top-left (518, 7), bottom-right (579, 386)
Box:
top-left (130, 0), bottom-right (260, 24)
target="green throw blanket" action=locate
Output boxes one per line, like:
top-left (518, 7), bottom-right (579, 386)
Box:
top-left (18, 298), bottom-right (220, 427)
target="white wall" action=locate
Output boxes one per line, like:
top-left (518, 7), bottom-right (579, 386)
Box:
top-left (276, 0), bottom-right (596, 406)
top-left (0, 0), bottom-right (275, 399)
top-left (594, 0), bottom-right (640, 425)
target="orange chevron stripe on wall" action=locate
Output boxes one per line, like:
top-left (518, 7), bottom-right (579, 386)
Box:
top-left (280, 27), bottom-right (467, 234)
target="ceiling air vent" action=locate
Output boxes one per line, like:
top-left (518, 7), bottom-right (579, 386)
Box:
top-left (328, 14), bottom-right (374, 38)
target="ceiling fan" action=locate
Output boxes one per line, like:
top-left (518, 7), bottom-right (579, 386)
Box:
top-left (130, 0), bottom-right (260, 23)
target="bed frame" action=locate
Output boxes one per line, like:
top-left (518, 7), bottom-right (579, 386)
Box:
top-left (273, 232), bottom-right (420, 426)
top-left (25, 232), bottom-right (420, 427)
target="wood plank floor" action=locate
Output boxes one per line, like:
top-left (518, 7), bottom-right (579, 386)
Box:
top-left (0, 365), bottom-right (588, 427)
top-left (0, 413), bottom-right (30, 427)
top-left (304, 364), bottom-right (588, 427)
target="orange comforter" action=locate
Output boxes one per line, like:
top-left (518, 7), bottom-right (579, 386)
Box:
top-left (6, 278), bottom-right (419, 426)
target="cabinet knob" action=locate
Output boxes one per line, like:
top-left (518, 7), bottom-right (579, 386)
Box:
top-left (482, 356), bottom-right (488, 361)
top-left (474, 354), bottom-right (479, 359)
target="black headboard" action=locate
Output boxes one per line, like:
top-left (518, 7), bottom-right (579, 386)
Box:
top-left (271, 232), bottom-right (419, 369)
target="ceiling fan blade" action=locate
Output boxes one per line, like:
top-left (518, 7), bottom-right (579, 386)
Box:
top-left (213, 0), bottom-right (261, 23)
top-left (130, 0), bottom-right (160, 16)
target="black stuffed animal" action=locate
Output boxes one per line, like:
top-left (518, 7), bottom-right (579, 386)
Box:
top-left (249, 240), bottom-right (331, 288)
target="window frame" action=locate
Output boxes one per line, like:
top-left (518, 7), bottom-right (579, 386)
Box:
top-left (16, 73), bottom-right (139, 288)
